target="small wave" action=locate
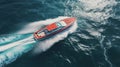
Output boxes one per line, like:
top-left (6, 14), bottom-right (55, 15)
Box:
top-left (65, 0), bottom-right (117, 22)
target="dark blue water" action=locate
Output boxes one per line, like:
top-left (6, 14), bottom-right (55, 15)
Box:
top-left (0, 0), bottom-right (120, 67)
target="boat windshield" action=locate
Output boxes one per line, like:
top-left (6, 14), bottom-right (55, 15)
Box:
top-left (56, 21), bottom-right (66, 27)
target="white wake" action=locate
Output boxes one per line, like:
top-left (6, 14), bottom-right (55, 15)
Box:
top-left (0, 16), bottom-right (78, 66)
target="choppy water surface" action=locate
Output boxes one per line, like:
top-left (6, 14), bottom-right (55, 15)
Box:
top-left (0, 0), bottom-right (120, 67)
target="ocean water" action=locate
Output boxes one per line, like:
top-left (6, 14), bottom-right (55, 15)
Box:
top-left (0, 0), bottom-right (120, 67)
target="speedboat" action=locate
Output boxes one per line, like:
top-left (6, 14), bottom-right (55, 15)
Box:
top-left (34, 17), bottom-right (76, 40)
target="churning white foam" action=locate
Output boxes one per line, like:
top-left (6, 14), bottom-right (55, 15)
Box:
top-left (0, 35), bottom-right (34, 52)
